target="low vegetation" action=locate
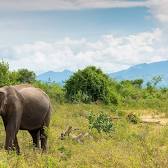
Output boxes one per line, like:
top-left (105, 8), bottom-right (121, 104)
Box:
top-left (0, 103), bottom-right (168, 167)
top-left (0, 61), bottom-right (168, 167)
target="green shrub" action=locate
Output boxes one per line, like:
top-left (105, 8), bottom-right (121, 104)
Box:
top-left (126, 113), bottom-right (140, 124)
top-left (119, 80), bottom-right (143, 100)
top-left (64, 66), bottom-right (118, 105)
top-left (71, 91), bottom-right (91, 103)
top-left (88, 112), bottom-right (114, 133)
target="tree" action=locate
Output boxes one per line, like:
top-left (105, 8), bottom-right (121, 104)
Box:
top-left (120, 79), bottom-right (144, 88)
top-left (147, 75), bottom-right (162, 90)
top-left (9, 71), bottom-right (20, 85)
top-left (0, 61), bottom-right (36, 86)
top-left (151, 76), bottom-right (162, 87)
top-left (131, 79), bottom-right (144, 88)
top-left (0, 61), bottom-right (10, 87)
top-left (64, 66), bottom-right (118, 104)
top-left (16, 69), bottom-right (36, 83)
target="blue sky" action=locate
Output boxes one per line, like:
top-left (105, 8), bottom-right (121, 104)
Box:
top-left (0, 0), bottom-right (167, 73)
top-left (0, 7), bottom-right (155, 44)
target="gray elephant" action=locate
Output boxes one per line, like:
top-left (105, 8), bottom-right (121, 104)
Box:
top-left (0, 84), bottom-right (51, 154)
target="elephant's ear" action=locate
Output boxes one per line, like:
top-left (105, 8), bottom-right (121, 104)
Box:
top-left (0, 90), bottom-right (7, 113)
top-left (0, 91), bottom-right (5, 104)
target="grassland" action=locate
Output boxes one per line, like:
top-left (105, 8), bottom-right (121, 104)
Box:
top-left (0, 102), bottom-right (168, 168)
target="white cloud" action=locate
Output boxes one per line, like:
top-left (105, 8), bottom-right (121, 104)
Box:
top-left (1, 1), bottom-right (168, 74)
top-left (147, 0), bottom-right (168, 24)
top-left (0, 0), bottom-right (147, 11)
top-left (1, 28), bottom-right (167, 73)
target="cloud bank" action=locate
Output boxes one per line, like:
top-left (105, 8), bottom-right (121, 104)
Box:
top-left (147, 0), bottom-right (168, 24)
top-left (0, 0), bottom-right (147, 11)
top-left (0, 0), bottom-right (168, 73)
top-left (1, 1), bottom-right (167, 26)
top-left (1, 0), bottom-right (167, 27)
top-left (1, 28), bottom-right (167, 73)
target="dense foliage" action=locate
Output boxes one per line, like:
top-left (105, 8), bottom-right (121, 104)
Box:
top-left (0, 61), bottom-right (35, 85)
top-left (16, 69), bottom-right (36, 83)
top-left (64, 66), bottom-right (118, 104)
top-left (0, 60), bottom-right (168, 112)
top-left (0, 61), bottom-right (10, 87)
top-left (0, 61), bottom-right (64, 102)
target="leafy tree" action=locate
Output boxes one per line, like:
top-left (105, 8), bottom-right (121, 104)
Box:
top-left (131, 79), bottom-right (144, 88)
top-left (64, 66), bottom-right (118, 104)
top-left (151, 76), bottom-right (162, 87)
top-left (118, 79), bottom-right (144, 105)
top-left (146, 76), bottom-right (162, 94)
top-left (16, 69), bottom-right (36, 83)
top-left (9, 71), bottom-right (20, 85)
top-left (0, 61), bottom-right (10, 87)
top-left (120, 79), bottom-right (143, 88)
top-left (0, 61), bottom-right (37, 86)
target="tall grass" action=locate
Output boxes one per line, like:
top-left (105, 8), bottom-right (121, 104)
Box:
top-left (0, 103), bottom-right (168, 167)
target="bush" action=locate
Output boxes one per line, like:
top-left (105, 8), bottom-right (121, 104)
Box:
top-left (126, 113), bottom-right (140, 124)
top-left (88, 112), bottom-right (114, 133)
top-left (64, 66), bottom-right (118, 105)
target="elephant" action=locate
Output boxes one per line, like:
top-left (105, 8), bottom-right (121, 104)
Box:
top-left (0, 84), bottom-right (51, 154)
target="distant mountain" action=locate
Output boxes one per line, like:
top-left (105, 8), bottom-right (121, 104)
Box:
top-left (37, 70), bottom-right (73, 84)
top-left (109, 60), bottom-right (168, 87)
top-left (37, 60), bottom-right (168, 87)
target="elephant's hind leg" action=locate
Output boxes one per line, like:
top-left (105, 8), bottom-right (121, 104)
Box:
top-left (28, 129), bottom-right (40, 148)
top-left (40, 127), bottom-right (48, 151)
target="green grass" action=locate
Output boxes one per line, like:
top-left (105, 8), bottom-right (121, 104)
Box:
top-left (0, 103), bottom-right (168, 168)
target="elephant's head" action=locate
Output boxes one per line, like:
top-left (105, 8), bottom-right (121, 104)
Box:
top-left (0, 88), bottom-right (7, 115)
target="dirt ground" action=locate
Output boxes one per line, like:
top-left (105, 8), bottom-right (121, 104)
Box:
top-left (140, 114), bottom-right (168, 126)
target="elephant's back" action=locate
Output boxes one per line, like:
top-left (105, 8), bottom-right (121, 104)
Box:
top-left (19, 87), bottom-right (50, 103)
top-left (17, 86), bottom-right (51, 130)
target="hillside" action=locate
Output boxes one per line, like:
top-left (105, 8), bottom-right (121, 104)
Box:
top-left (37, 70), bottom-right (73, 84)
top-left (110, 60), bottom-right (168, 86)
top-left (37, 60), bottom-right (168, 86)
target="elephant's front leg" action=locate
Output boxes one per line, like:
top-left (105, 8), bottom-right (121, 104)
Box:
top-left (5, 124), bottom-right (19, 152)
top-left (14, 136), bottom-right (20, 154)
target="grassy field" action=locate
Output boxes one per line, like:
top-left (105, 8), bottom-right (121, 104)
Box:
top-left (0, 102), bottom-right (168, 168)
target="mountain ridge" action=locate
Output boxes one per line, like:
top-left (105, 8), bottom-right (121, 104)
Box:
top-left (37, 60), bottom-right (168, 86)
top-left (109, 60), bottom-right (168, 86)
top-left (37, 69), bottom-right (73, 84)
